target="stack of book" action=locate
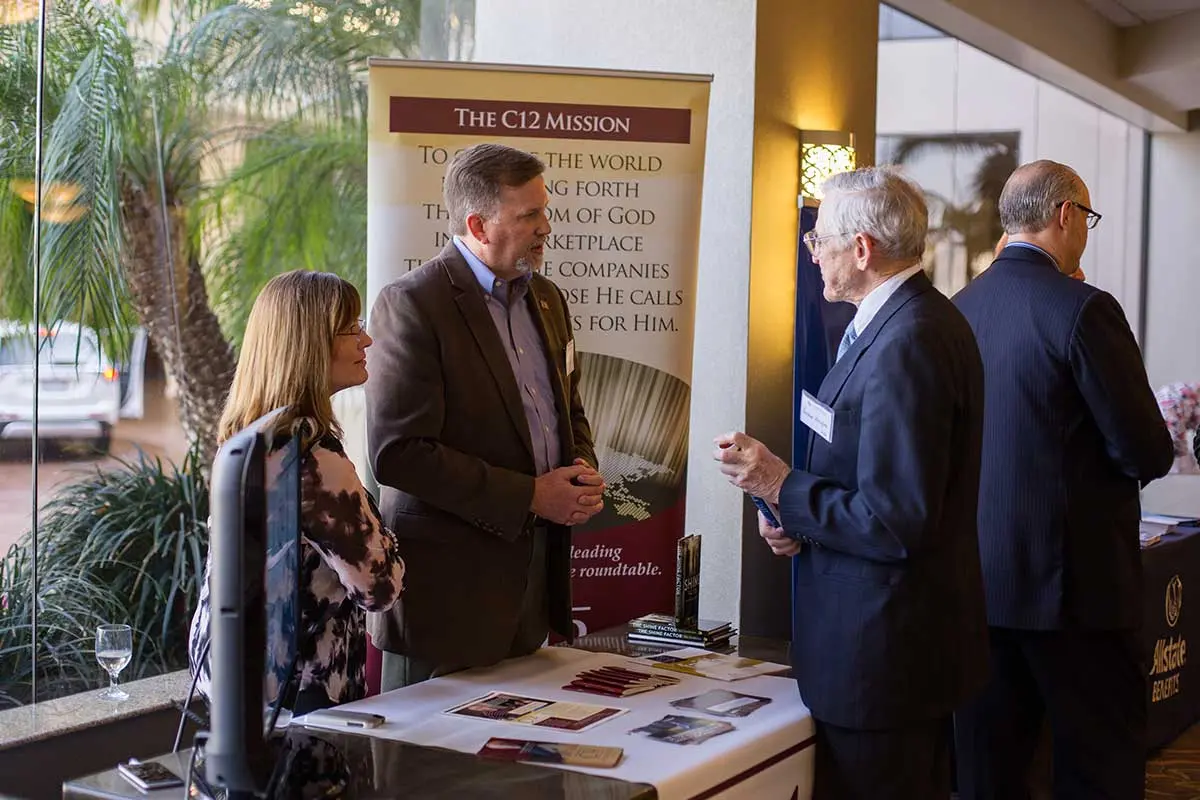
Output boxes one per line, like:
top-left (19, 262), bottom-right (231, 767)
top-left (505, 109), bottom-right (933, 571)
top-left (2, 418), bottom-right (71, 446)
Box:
top-left (627, 533), bottom-right (735, 649)
top-left (627, 613), bottom-right (735, 648)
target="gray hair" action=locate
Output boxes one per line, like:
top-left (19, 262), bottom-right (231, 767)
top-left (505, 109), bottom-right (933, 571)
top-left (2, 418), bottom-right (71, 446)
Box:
top-left (998, 160), bottom-right (1084, 234)
top-left (818, 167), bottom-right (928, 261)
top-left (444, 143), bottom-right (545, 236)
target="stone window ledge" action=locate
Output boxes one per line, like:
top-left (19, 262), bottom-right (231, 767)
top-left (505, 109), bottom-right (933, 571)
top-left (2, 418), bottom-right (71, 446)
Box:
top-left (0, 670), bottom-right (194, 752)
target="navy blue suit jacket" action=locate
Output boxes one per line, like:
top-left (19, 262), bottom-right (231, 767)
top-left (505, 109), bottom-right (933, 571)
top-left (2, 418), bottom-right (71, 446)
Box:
top-left (953, 245), bottom-right (1172, 631)
top-left (780, 270), bottom-right (989, 730)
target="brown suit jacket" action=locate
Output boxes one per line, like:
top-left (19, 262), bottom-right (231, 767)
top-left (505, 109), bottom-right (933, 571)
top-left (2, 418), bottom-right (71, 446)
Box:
top-left (365, 243), bottom-right (596, 668)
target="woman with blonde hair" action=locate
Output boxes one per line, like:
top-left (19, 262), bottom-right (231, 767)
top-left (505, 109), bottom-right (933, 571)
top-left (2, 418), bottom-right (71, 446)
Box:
top-left (188, 270), bottom-right (404, 713)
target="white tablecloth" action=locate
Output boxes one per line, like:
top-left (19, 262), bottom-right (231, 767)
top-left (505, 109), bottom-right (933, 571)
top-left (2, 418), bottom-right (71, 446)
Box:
top-left (298, 647), bottom-right (814, 800)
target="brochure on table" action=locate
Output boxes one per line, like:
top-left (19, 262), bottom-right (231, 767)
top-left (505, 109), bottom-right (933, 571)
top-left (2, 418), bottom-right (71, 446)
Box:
top-left (294, 647), bottom-right (814, 800)
top-left (444, 691), bottom-right (628, 732)
top-left (632, 647), bottom-right (790, 681)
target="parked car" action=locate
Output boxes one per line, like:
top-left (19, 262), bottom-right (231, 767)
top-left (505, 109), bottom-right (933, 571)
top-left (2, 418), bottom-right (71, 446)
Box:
top-left (0, 321), bottom-right (122, 453)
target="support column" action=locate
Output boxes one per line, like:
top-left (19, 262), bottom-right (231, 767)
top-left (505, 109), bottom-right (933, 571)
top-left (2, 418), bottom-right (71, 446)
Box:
top-left (741, 0), bottom-right (881, 638)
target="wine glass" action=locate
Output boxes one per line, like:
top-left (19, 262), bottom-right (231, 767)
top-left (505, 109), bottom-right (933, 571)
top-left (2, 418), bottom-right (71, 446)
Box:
top-left (95, 623), bottom-right (132, 701)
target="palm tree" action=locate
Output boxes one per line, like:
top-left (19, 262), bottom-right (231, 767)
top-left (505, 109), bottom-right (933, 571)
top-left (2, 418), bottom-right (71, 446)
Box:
top-left (0, 0), bottom-right (419, 462)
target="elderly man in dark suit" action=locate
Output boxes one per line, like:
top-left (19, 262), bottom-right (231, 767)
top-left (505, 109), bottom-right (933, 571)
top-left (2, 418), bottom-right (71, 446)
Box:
top-left (366, 143), bottom-right (604, 689)
top-left (953, 160), bottom-right (1173, 800)
top-left (716, 167), bottom-right (989, 799)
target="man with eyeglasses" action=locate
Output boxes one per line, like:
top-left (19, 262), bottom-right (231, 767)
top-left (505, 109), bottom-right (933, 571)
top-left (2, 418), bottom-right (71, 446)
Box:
top-left (715, 167), bottom-right (989, 799)
top-left (953, 160), bottom-right (1173, 799)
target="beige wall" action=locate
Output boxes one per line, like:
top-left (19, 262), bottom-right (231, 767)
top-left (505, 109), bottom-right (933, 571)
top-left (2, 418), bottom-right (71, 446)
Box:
top-left (1145, 129), bottom-right (1200, 392)
top-left (1140, 129), bottom-right (1200, 517)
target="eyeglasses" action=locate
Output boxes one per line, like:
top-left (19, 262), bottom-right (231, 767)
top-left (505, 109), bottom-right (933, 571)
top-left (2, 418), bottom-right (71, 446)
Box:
top-left (802, 231), bottom-right (851, 257)
top-left (1060, 200), bottom-right (1102, 230)
top-left (336, 318), bottom-right (366, 337)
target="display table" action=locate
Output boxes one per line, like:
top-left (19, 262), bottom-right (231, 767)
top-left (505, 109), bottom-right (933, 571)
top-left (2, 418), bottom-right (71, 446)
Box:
top-left (1143, 526), bottom-right (1200, 751)
top-left (62, 730), bottom-right (655, 799)
top-left (316, 646), bottom-right (815, 800)
top-left (62, 644), bottom-right (811, 799)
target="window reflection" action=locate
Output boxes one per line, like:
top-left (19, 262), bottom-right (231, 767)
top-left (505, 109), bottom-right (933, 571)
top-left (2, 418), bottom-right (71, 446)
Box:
top-left (877, 132), bottom-right (1018, 296)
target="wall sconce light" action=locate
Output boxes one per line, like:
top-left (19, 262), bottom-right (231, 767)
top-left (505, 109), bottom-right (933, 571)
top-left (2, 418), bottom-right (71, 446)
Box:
top-left (0, 0), bottom-right (39, 26)
top-left (799, 131), bottom-right (856, 206)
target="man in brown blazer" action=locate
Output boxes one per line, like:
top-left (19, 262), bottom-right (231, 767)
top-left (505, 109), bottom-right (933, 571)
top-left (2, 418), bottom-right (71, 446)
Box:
top-left (366, 143), bottom-right (604, 689)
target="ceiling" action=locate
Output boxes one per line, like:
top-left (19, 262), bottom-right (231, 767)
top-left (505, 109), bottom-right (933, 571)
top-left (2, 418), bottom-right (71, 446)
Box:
top-left (890, 0), bottom-right (1200, 128)
top-left (1081, 0), bottom-right (1200, 25)
top-left (1080, 0), bottom-right (1200, 120)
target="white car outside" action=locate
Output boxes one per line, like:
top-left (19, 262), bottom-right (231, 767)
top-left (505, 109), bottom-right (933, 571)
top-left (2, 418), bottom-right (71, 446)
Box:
top-left (0, 321), bottom-right (122, 453)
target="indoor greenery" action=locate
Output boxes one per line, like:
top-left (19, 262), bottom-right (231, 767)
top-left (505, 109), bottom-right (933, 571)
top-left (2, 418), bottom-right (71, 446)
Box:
top-left (0, 446), bottom-right (208, 708)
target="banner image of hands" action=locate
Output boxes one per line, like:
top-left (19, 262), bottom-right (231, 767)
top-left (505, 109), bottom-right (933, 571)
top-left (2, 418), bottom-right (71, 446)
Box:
top-left (366, 61), bottom-right (711, 635)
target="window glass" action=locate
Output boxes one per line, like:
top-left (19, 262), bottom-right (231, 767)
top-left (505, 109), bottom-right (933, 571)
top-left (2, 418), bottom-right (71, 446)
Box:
top-left (0, 0), bottom-right (470, 716)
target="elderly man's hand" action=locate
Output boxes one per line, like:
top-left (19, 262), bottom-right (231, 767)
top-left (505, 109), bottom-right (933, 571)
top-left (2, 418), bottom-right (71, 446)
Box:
top-left (713, 431), bottom-right (791, 504)
top-left (759, 510), bottom-right (800, 557)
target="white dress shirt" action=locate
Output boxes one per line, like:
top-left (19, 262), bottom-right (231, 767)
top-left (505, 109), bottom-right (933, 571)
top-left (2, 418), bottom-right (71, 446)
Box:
top-left (848, 263), bottom-right (926, 338)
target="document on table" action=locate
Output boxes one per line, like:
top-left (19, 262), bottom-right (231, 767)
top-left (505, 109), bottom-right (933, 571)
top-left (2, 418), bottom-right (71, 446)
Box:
top-left (444, 691), bottom-right (628, 733)
top-left (633, 648), bottom-right (789, 682)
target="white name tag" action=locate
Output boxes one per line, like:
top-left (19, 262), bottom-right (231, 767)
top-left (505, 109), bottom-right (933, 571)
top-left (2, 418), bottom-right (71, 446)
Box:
top-left (800, 390), bottom-right (834, 444)
top-left (566, 339), bottom-right (576, 376)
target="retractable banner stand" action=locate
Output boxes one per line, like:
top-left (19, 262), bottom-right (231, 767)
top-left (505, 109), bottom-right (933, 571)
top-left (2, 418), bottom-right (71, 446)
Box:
top-left (366, 60), bottom-right (711, 637)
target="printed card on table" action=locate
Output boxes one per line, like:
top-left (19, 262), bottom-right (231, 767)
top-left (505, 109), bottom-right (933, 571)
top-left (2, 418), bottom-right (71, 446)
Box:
top-left (477, 737), bottom-right (624, 768)
top-left (444, 691), bottom-right (627, 733)
top-left (670, 688), bottom-right (772, 718)
top-left (633, 647), bottom-right (789, 681)
top-left (629, 714), bottom-right (735, 745)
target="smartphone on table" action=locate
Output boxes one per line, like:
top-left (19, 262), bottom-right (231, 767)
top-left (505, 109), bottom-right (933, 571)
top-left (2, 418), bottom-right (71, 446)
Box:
top-left (117, 760), bottom-right (184, 792)
top-left (303, 708), bottom-right (386, 730)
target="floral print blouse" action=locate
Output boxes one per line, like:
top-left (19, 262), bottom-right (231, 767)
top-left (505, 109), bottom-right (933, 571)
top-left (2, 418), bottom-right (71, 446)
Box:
top-left (188, 434), bottom-right (404, 708)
